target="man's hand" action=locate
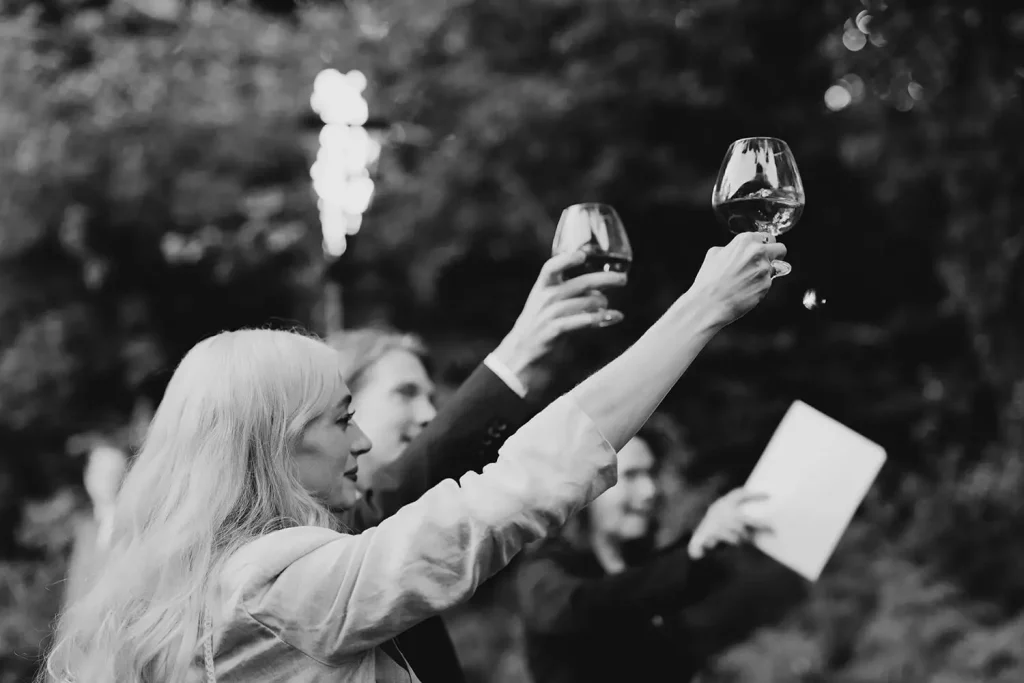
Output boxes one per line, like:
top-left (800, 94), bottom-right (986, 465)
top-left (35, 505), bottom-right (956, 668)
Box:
top-left (490, 250), bottom-right (628, 396)
top-left (688, 488), bottom-right (773, 560)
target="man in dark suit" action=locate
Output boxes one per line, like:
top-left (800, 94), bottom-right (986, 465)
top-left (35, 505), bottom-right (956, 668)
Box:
top-left (331, 249), bottom-right (627, 682)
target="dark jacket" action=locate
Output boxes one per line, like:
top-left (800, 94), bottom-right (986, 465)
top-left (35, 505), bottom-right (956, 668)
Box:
top-left (337, 362), bottom-right (538, 683)
top-left (517, 534), bottom-right (803, 683)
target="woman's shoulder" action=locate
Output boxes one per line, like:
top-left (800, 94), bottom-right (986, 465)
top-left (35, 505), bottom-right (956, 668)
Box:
top-left (222, 525), bottom-right (350, 586)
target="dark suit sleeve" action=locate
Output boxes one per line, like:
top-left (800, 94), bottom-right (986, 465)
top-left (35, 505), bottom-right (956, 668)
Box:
top-left (516, 538), bottom-right (730, 636)
top-left (338, 362), bottom-right (538, 532)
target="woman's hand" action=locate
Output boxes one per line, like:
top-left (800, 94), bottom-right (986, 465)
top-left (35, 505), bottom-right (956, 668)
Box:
top-left (687, 232), bottom-right (788, 328)
top-left (687, 488), bottom-right (772, 560)
top-left (567, 233), bottom-right (784, 452)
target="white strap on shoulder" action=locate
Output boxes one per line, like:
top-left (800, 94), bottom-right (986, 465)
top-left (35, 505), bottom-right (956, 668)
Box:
top-left (203, 608), bottom-right (216, 683)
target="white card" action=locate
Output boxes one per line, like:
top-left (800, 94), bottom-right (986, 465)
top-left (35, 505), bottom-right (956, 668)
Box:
top-left (742, 400), bottom-right (886, 582)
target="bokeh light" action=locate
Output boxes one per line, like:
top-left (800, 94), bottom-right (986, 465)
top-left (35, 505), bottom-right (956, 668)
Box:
top-left (310, 68), bottom-right (375, 257)
top-left (825, 85), bottom-right (853, 111)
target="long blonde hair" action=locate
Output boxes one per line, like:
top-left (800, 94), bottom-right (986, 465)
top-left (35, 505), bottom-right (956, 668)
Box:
top-left (43, 329), bottom-right (345, 683)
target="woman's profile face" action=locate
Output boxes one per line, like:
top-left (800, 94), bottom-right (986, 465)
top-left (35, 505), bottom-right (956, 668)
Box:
top-left (351, 349), bottom-right (437, 490)
top-left (588, 436), bottom-right (660, 541)
top-left (293, 390), bottom-right (373, 510)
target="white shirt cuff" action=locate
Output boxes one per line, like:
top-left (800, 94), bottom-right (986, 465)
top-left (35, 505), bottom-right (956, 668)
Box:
top-left (483, 353), bottom-right (529, 399)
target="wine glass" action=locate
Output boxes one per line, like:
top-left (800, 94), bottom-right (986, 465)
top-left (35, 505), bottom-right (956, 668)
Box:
top-left (711, 137), bottom-right (805, 278)
top-left (552, 203), bottom-right (632, 326)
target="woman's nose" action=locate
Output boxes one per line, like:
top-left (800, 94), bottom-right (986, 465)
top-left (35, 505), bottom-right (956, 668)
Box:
top-left (351, 422), bottom-right (373, 457)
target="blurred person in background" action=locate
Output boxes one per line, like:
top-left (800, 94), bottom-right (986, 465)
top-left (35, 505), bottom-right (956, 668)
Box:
top-left (62, 399), bottom-right (153, 609)
top-left (327, 249), bottom-right (628, 682)
top-left (63, 443), bottom-right (128, 607)
top-left (83, 445), bottom-right (128, 552)
top-left (517, 417), bottom-right (805, 683)
top-left (41, 233), bottom-right (786, 683)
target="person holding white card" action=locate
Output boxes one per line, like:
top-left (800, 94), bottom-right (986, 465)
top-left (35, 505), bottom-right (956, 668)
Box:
top-left (516, 421), bottom-right (798, 683)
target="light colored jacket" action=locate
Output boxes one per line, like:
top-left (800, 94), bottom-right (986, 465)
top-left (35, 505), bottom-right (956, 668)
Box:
top-left (189, 394), bottom-right (617, 683)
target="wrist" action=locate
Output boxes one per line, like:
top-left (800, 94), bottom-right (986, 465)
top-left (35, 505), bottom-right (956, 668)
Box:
top-left (490, 335), bottom-right (529, 380)
top-left (670, 288), bottom-right (731, 336)
top-left (486, 341), bottom-right (533, 397)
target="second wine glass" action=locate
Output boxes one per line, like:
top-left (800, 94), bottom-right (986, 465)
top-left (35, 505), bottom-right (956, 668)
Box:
top-left (552, 203), bottom-right (632, 326)
top-left (551, 203), bottom-right (633, 278)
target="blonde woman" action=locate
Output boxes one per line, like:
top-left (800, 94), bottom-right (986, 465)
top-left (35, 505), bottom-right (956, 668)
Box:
top-left (326, 250), bottom-right (627, 683)
top-left (43, 233), bottom-right (786, 683)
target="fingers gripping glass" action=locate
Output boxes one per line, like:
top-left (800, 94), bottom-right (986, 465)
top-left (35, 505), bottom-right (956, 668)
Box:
top-left (712, 137), bottom-right (804, 278)
top-left (551, 203), bottom-right (632, 327)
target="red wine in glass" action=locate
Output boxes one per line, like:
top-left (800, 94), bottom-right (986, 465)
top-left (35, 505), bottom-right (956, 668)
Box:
top-left (562, 246), bottom-right (633, 279)
top-left (552, 203), bottom-right (632, 326)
